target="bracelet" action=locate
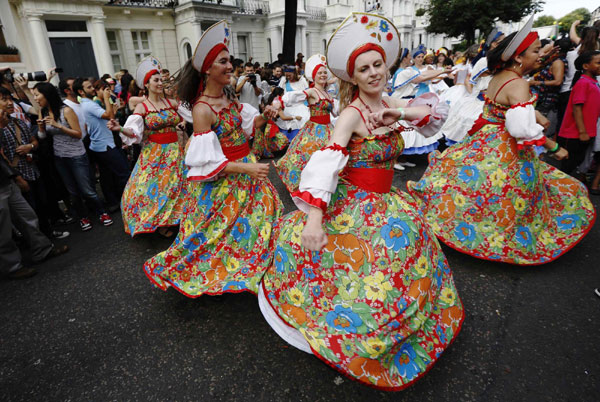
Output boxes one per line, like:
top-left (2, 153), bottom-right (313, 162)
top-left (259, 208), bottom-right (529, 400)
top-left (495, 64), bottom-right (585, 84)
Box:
top-left (548, 142), bottom-right (560, 154)
top-left (119, 127), bottom-right (124, 133)
top-left (397, 107), bottom-right (406, 120)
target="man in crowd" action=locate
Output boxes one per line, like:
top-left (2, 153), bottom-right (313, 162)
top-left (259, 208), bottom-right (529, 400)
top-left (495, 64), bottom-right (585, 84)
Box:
top-left (76, 78), bottom-right (130, 213)
top-left (230, 58), bottom-right (244, 87)
top-left (0, 108), bottom-right (68, 279)
top-left (235, 62), bottom-right (263, 109)
top-left (59, 78), bottom-right (87, 139)
top-left (269, 65), bottom-right (283, 87)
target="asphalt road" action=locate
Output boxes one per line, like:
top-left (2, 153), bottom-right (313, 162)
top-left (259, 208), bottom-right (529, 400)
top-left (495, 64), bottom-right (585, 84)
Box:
top-left (1, 153), bottom-right (599, 402)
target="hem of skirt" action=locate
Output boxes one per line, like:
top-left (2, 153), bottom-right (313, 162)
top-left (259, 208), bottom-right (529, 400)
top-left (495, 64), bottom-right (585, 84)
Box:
top-left (402, 142), bottom-right (439, 155)
top-left (260, 282), bottom-right (465, 391)
top-left (433, 212), bottom-right (596, 266)
top-left (125, 222), bottom-right (180, 237)
top-left (143, 266), bottom-right (258, 297)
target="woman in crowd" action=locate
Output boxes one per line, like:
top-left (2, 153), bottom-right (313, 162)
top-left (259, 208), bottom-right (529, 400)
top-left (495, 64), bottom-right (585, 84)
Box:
top-left (143, 21), bottom-right (283, 297)
top-left (259, 13), bottom-right (463, 390)
top-left (277, 66), bottom-right (310, 140)
top-left (107, 56), bottom-right (187, 237)
top-left (441, 44), bottom-right (478, 107)
top-left (33, 82), bottom-right (113, 231)
top-left (407, 17), bottom-right (596, 265)
top-left (251, 87), bottom-right (292, 159)
top-left (275, 54), bottom-right (335, 193)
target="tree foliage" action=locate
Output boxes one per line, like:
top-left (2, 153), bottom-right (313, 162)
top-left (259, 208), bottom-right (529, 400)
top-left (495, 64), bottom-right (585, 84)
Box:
top-left (557, 8), bottom-right (591, 33)
top-left (534, 15), bottom-right (556, 28)
top-left (419, 0), bottom-right (543, 44)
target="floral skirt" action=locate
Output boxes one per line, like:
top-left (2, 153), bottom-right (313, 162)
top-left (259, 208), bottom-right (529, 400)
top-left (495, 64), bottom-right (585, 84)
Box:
top-left (121, 141), bottom-right (187, 236)
top-left (143, 153), bottom-right (283, 296)
top-left (407, 124), bottom-right (596, 265)
top-left (251, 122), bottom-right (289, 159)
top-left (261, 181), bottom-right (464, 390)
top-left (274, 120), bottom-right (332, 193)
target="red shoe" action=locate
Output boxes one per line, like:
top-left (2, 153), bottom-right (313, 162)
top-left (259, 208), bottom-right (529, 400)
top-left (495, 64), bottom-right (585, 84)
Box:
top-left (99, 213), bottom-right (113, 226)
top-left (80, 218), bottom-right (92, 231)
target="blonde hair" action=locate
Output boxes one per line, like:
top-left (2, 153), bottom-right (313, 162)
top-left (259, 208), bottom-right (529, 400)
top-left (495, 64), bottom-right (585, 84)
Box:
top-left (338, 80), bottom-right (358, 112)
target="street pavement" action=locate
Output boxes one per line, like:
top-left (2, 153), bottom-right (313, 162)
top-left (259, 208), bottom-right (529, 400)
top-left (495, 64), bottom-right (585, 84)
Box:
top-left (1, 153), bottom-right (599, 402)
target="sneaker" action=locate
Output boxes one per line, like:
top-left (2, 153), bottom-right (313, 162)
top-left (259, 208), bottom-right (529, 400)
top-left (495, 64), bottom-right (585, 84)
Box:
top-left (80, 218), bottom-right (92, 231)
top-left (51, 230), bottom-right (70, 239)
top-left (399, 161), bottom-right (416, 167)
top-left (55, 215), bottom-right (75, 225)
top-left (99, 213), bottom-right (113, 226)
top-left (393, 162), bottom-right (405, 171)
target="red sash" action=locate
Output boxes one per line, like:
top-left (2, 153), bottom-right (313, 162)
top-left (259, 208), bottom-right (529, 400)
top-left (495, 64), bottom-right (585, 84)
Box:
top-left (467, 115), bottom-right (502, 136)
top-left (222, 142), bottom-right (250, 161)
top-left (310, 114), bottom-right (331, 125)
top-left (342, 167), bottom-right (394, 193)
top-left (148, 131), bottom-right (178, 144)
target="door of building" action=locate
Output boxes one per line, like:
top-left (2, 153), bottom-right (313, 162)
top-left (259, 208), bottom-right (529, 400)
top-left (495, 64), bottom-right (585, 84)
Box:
top-left (49, 37), bottom-right (99, 80)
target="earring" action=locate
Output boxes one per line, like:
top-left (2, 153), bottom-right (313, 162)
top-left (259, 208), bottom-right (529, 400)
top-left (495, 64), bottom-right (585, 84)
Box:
top-left (519, 62), bottom-right (522, 68)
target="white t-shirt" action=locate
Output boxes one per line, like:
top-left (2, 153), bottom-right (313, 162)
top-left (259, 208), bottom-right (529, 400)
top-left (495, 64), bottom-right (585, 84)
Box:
top-left (560, 45), bottom-right (580, 93)
top-left (63, 99), bottom-right (88, 138)
top-left (238, 74), bottom-right (262, 109)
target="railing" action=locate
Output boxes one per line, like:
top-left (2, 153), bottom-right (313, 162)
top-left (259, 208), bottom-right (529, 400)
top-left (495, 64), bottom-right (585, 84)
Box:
top-left (233, 0), bottom-right (270, 15)
top-left (106, 0), bottom-right (178, 8)
top-left (305, 6), bottom-right (326, 20)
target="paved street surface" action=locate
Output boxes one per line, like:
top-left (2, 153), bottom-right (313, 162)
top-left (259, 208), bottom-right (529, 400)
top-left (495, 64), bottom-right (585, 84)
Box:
top-left (1, 153), bottom-right (599, 402)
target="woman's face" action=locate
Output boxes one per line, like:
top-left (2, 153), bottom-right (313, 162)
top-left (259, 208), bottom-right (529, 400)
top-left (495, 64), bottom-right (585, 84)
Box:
top-left (352, 50), bottom-right (387, 95)
top-left (32, 88), bottom-right (48, 108)
top-left (205, 49), bottom-right (232, 86)
top-left (314, 66), bottom-right (328, 86)
top-left (437, 54), bottom-right (446, 64)
top-left (424, 55), bottom-right (434, 65)
top-left (145, 74), bottom-right (163, 95)
top-left (414, 54), bottom-right (424, 66)
top-left (516, 39), bottom-right (542, 72)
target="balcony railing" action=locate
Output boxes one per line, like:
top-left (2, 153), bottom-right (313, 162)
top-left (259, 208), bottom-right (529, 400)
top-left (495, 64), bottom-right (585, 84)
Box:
top-left (233, 0), bottom-right (270, 15)
top-left (306, 6), bottom-right (326, 20)
top-left (106, 0), bottom-right (178, 8)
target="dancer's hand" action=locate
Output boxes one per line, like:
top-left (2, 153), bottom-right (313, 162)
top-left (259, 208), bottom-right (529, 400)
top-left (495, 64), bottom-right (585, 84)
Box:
top-left (106, 118), bottom-right (120, 131)
top-left (302, 216), bottom-right (328, 251)
top-left (263, 104), bottom-right (279, 120)
top-left (368, 108), bottom-right (402, 129)
top-left (244, 163), bottom-right (269, 180)
top-left (552, 147), bottom-right (568, 160)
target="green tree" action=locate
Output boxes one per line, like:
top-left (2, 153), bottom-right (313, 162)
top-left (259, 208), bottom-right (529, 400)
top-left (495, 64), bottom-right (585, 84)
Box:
top-left (418, 0), bottom-right (543, 45)
top-left (557, 8), bottom-right (591, 33)
top-left (534, 15), bottom-right (556, 27)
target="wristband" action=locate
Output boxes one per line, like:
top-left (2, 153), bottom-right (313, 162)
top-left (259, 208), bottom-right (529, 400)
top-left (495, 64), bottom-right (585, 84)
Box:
top-left (119, 127), bottom-right (124, 133)
top-left (548, 142), bottom-right (560, 154)
top-left (397, 107), bottom-right (406, 120)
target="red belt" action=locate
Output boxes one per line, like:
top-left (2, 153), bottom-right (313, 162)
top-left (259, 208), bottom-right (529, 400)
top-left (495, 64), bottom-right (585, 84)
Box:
top-left (267, 121), bottom-right (280, 138)
top-left (148, 131), bottom-right (178, 144)
top-left (310, 114), bottom-right (331, 124)
top-left (467, 115), bottom-right (502, 136)
top-left (341, 167), bottom-right (394, 193)
top-left (222, 142), bottom-right (250, 161)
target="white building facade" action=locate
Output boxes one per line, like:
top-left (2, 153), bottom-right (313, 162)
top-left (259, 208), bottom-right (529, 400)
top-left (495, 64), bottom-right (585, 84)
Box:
top-left (0, 0), bottom-right (455, 79)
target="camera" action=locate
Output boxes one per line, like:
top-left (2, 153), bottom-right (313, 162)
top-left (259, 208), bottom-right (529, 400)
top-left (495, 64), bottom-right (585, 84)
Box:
top-left (248, 74), bottom-right (257, 86)
top-left (1, 68), bottom-right (63, 83)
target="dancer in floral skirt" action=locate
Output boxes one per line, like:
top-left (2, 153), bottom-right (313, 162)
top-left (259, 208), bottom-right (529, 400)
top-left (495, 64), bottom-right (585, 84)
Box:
top-left (259, 13), bottom-right (463, 391)
top-left (108, 56), bottom-right (186, 237)
top-left (143, 21), bottom-right (283, 296)
top-left (275, 54), bottom-right (336, 193)
top-left (407, 16), bottom-right (596, 265)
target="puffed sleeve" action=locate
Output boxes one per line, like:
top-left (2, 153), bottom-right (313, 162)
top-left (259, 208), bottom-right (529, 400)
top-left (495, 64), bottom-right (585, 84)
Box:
top-left (281, 90), bottom-right (308, 106)
top-left (121, 114), bottom-right (144, 145)
top-left (403, 92), bottom-right (450, 137)
top-left (505, 103), bottom-right (545, 149)
top-left (185, 130), bottom-right (228, 181)
top-left (391, 68), bottom-right (420, 98)
top-left (239, 103), bottom-right (260, 139)
top-left (177, 103), bottom-right (193, 124)
top-left (291, 144), bottom-right (350, 213)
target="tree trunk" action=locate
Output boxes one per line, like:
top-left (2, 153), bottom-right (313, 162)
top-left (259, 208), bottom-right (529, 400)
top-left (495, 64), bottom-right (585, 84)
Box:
top-left (283, 0), bottom-right (297, 64)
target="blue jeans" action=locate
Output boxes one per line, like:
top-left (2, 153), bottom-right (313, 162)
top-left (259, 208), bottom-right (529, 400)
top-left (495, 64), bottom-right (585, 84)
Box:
top-left (54, 153), bottom-right (105, 218)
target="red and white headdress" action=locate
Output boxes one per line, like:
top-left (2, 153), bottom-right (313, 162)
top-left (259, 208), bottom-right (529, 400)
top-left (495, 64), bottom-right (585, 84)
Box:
top-left (501, 15), bottom-right (538, 62)
top-left (304, 54), bottom-right (328, 82)
top-left (326, 12), bottom-right (400, 82)
top-left (192, 20), bottom-right (231, 73)
top-left (135, 56), bottom-right (162, 87)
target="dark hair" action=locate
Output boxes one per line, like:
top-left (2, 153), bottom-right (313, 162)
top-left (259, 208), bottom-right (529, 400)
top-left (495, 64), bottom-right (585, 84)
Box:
top-left (119, 73), bottom-right (134, 102)
top-left (161, 69), bottom-right (170, 74)
top-left (232, 58), bottom-right (244, 69)
top-left (266, 87), bottom-right (284, 105)
top-left (487, 32), bottom-right (518, 73)
top-left (58, 77), bottom-right (75, 97)
top-left (175, 59), bottom-right (203, 106)
top-left (260, 67), bottom-right (272, 81)
top-left (244, 62), bottom-right (254, 69)
top-left (33, 82), bottom-right (64, 119)
top-left (579, 27), bottom-right (599, 54)
top-left (100, 73), bottom-right (112, 81)
top-left (555, 37), bottom-right (573, 56)
top-left (0, 86), bottom-right (11, 98)
top-left (93, 79), bottom-right (109, 91)
top-left (72, 77), bottom-right (86, 97)
top-left (571, 51), bottom-right (600, 88)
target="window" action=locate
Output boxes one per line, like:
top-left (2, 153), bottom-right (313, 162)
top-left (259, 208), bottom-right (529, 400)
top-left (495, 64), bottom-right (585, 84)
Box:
top-left (131, 31), bottom-right (151, 62)
top-left (184, 42), bottom-right (192, 60)
top-left (237, 34), bottom-right (248, 62)
top-left (45, 20), bottom-right (87, 32)
top-left (106, 30), bottom-right (122, 72)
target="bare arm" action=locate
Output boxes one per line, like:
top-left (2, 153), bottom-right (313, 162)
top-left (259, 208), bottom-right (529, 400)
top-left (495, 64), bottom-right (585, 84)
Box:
top-left (60, 107), bottom-right (82, 139)
top-left (570, 20), bottom-right (581, 45)
top-left (573, 104), bottom-right (588, 141)
top-left (100, 91), bottom-right (114, 120)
